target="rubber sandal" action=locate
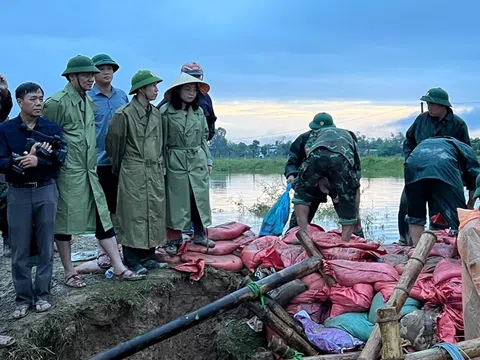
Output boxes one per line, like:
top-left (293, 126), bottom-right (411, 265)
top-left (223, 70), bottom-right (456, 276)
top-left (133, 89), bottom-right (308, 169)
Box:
top-left (115, 269), bottom-right (146, 281)
top-left (12, 304), bottom-right (29, 319)
top-left (35, 300), bottom-right (52, 313)
top-left (97, 253), bottom-right (112, 269)
top-left (131, 264), bottom-right (148, 275)
top-left (143, 259), bottom-right (161, 270)
top-left (0, 335), bottom-right (15, 348)
top-left (65, 274), bottom-right (86, 288)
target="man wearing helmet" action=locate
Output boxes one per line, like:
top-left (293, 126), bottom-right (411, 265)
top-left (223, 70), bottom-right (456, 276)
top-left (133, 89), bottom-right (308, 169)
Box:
top-left (398, 87), bottom-right (472, 245)
top-left (43, 55), bottom-right (144, 287)
top-left (157, 62), bottom-right (217, 141)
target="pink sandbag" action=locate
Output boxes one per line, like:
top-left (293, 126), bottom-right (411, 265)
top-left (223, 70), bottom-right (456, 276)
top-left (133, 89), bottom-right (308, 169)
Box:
top-left (286, 302), bottom-right (331, 325)
top-left (74, 260), bottom-right (106, 274)
top-left (432, 230), bottom-right (457, 247)
top-left (433, 278), bottom-right (462, 309)
top-left (374, 273), bottom-right (435, 302)
top-left (289, 273), bottom-right (330, 304)
top-left (283, 224), bottom-right (325, 244)
top-left (241, 236), bottom-right (286, 272)
top-left (408, 243), bottom-right (454, 259)
top-left (174, 259), bottom-right (205, 281)
top-left (312, 230), bottom-right (383, 251)
top-left (177, 240), bottom-right (240, 256)
top-left (232, 230), bottom-right (258, 250)
top-left (206, 222), bottom-right (251, 240)
top-left (280, 245), bottom-right (308, 268)
top-left (321, 247), bottom-right (383, 262)
top-left (180, 253), bottom-right (244, 272)
top-left (329, 284), bottom-right (374, 317)
top-left (325, 260), bottom-right (399, 287)
top-left (155, 248), bottom-right (182, 264)
top-left (436, 305), bottom-right (463, 343)
top-left (380, 244), bottom-right (411, 255)
top-left (433, 258), bottom-right (462, 285)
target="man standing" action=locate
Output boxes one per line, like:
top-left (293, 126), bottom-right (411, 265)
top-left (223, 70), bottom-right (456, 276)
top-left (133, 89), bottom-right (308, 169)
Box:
top-left (0, 82), bottom-right (64, 318)
top-left (398, 88), bottom-right (471, 245)
top-left (293, 113), bottom-right (361, 242)
top-left (88, 54), bottom-right (129, 269)
top-left (404, 137), bottom-right (479, 246)
top-left (43, 55), bottom-right (144, 287)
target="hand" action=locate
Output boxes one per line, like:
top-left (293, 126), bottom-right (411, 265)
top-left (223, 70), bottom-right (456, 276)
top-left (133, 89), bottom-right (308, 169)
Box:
top-left (286, 175), bottom-right (296, 184)
top-left (16, 155), bottom-right (38, 169)
top-left (0, 74), bottom-right (8, 89)
top-left (29, 142), bottom-right (52, 156)
top-left (208, 165), bottom-right (213, 176)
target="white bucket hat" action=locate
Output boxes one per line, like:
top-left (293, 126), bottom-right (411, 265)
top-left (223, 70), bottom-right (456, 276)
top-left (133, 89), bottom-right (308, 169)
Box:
top-left (164, 72), bottom-right (210, 101)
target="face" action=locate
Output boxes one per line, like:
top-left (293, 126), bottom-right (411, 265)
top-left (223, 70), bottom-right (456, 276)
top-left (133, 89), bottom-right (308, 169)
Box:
top-left (140, 83), bottom-right (158, 101)
top-left (95, 65), bottom-right (114, 85)
top-left (179, 83), bottom-right (198, 103)
top-left (74, 73), bottom-right (95, 90)
top-left (427, 102), bottom-right (446, 117)
top-left (17, 89), bottom-right (44, 118)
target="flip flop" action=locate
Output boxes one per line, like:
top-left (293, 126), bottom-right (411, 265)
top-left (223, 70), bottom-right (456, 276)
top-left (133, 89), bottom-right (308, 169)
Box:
top-left (0, 335), bottom-right (15, 348)
top-left (115, 269), bottom-right (146, 281)
top-left (12, 304), bottom-right (29, 319)
top-left (65, 274), bottom-right (86, 288)
top-left (97, 253), bottom-right (112, 269)
top-left (35, 300), bottom-right (52, 313)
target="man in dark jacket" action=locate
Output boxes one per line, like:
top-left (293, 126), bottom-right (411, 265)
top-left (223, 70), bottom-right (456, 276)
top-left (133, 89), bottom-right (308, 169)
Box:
top-left (398, 87), bottom-right (471, 245)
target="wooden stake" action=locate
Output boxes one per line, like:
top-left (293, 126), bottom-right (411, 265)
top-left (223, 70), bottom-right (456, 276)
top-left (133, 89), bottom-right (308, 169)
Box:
top-left (268, 279), bottom-right (308, 307)
top-left (377, 307), bottom-right (403, 360)
top-left (357, 231), bottom-right (437, 360)
top-left (248, 301), bottom-right (318, 356)
top-left (296, 230), bottom-right (336, 286)
top-left (264, 296), bottom-right (308, 342)
top-left (268, 336), bottom-right (297, 359)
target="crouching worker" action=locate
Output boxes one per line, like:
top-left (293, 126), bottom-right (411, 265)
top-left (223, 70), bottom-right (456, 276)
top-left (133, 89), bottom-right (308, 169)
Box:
top-left (405, 136), bottom-right (480, 246)
top-left (293, 113), bottom-right (361, 242)
top-left (106, 70), bottom-right (165, 275)
top-left (0, 82), bottom-right (64, 318)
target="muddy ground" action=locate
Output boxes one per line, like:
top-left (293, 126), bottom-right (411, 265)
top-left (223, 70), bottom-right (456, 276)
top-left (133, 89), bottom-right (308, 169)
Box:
top-left (0, 237), bottom-right (271, 360)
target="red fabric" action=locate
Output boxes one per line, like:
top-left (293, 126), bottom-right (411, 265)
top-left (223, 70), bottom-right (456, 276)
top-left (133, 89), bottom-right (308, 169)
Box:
top-left (282, 224), bottom-right (325, 244)
top-left (380, 244), bottom-right (411, 255)
top-left (311, 230), bottom-right (382, 251)
top-left (329, 283), bottom-right (374, 317)
top-left (166, 228), bottom-right (182, 241)
top-left (180, 253), bottom-right (244, 272)
top-left (177, 240), bottom-right (240, 256)
top-left (436, 306), bottom-right (463, 343)
top-left (433, 258), bottom-right (462, 285)
top-left (231, 230), bottom-right (257, 250)
top-left (206, 222), bottom-right (251, 240)
top-left (433, 278), bottom-right (462, 309)
top-left (280, 245), bottom-right (308, 268)
top-left (432, 229), bottom-right (457, 247)
top-left (325, 259), bottom-right (399, 287)
top-left (286, 302), bottom-right (332, 324)
top-left (174, 259), bottom-right (205, 281)
top-left (289, 273), bottom-right (330, 304)
top-left (155, 248), bottom-right (182, 264)
top-left (431, 213), bottom-right (448, 226)
top-left (374, 273), bottom-right (435, 302)
top-left (240, 236), bottom-right (286, 272)
top-left (408, 243), bottom-right (454, 259)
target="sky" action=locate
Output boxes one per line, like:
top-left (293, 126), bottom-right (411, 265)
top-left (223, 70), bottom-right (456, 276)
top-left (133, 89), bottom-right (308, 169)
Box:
top-left (3, 0), bottom-right (480, 144)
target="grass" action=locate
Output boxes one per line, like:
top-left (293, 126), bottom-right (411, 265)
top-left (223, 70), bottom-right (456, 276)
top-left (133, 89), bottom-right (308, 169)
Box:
top-left (214, 156), bottom-right (404, 177)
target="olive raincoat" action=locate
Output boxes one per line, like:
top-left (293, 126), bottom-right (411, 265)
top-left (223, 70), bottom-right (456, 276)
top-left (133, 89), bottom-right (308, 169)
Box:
top-left (43, 82), bottom-right (112, 235)
top-left (106, 97), bottom-right (166, 249)
top-left (161, 103), bottom-right (213, 231)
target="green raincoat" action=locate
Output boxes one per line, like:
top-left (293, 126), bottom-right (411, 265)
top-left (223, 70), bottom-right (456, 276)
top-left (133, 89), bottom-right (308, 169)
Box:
top-left (106, 97), bottom-right (166, 249)
top-left (43, 82), bottom-right (112, 235)
top-left (161, 104), bottom-right (213, 231)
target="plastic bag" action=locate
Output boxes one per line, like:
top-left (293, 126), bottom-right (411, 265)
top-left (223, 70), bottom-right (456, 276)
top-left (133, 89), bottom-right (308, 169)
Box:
top-left (174, 259), bottom-right (205, 281)
top-left (400, 309), bottom-right (438, 351)
top-left (240, 236), bottom-right (285, 272)
top-left (294, 310), bottom-right (364, 353)
top-left (325, 260), bottom-right (399, 287)
top-left (259, 184), bottom-right (292, 236)
top-left (324, 313), bottom-right (374, 342)
top-left (289, 273), bottom-right (330, 304)
top-left (206, 222), bottom-right (251, 240)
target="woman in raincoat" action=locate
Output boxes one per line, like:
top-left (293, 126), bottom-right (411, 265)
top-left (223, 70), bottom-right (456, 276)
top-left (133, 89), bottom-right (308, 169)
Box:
top-left (106, 70), bottom-right (166, 275)
top-left (160, 73), bottom-right (215, 255)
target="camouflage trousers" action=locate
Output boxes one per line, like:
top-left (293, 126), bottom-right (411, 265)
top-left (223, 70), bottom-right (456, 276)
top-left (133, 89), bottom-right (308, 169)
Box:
top-left (293, 148), bottom-right (359, 225)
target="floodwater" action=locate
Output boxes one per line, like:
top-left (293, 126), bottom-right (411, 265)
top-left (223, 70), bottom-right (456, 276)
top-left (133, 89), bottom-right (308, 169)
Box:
top-left (209, 173), bottom-right (471, 244)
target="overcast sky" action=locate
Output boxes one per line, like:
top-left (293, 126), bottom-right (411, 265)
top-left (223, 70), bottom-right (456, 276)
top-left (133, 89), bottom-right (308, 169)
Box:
top-left (3, 0), bottom-right (480, 143)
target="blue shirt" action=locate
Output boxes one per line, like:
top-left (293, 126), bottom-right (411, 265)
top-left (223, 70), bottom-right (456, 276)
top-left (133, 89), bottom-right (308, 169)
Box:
top-left (0, 116), bottom-right (64, 184)
top-left (88, 84), bottom-right (129, 166)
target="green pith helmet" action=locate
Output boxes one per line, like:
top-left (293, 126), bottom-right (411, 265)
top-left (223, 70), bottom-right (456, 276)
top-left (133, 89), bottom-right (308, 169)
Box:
top-left (420, 87), bottom-right (452, 107)
top-left (309, 112), bottom-right (335, 130)
top-left (92, 54), bottom-right (119, 72)
top-left (129, 70), bottom-right (163, 95)
top-left (474, 174), bottom-right (480, 199)
top-left (61, 55), bottom-right (100, 77)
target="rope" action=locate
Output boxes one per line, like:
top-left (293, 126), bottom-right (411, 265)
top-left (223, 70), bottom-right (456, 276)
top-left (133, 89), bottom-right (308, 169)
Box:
top-left (433, 343), bottom-right (470, 360)
top-left (282, 346), bottom-right (304, 360)
top-left (247, 282), bottom-right (266, 310)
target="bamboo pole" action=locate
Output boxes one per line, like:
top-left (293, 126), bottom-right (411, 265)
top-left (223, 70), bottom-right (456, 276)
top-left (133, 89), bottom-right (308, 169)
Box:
top-left (268, 279), bottom-right (308, 306)
top-left (302, 338), bottom-right (480, 360)
top-left (358, 231), bottom-right (437, 360)
top-left (248, 302), bottom-right (317, 356)
top-left (264, 297), bottom-right (308, 341)
top-left (90, 256), bottom-right (324, 360)
top-left (377, 307), bottom-right (403, 360)
top-left (268, 336), bottom-right (298, 359)
top-left (296, 230), bottom-right (336, 286)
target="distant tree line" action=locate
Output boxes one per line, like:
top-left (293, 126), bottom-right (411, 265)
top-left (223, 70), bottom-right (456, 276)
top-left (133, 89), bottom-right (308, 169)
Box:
top-left (209, 127), bottom-right (480, 158)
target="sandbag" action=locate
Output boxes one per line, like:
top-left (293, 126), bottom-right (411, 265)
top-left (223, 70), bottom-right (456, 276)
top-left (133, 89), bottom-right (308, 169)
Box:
top-left (408, 242), bottom-right (454, 259)
top-left (312, 230), bottom-right (383, 251)
top-left (368, 293), bottom-right (421, 323)
top-left (325, 260), bottom-right (399, 287)
top-left (374, 273), bottom-right (435, 302)
top-left (400, 309), bottom-right (438, 351)
top-left (324, 313), bottom-right (374, 342)
top-left (280, 244), bottom-right (308, 268)
top-left (434, 278), bottom-right (462, 309)
top-left (433, 258), bottom-right (461, 285)
top-left (178, 240), bottom-right (240, 256)
top-left (289, 273), bottom-right (330, 304)
top-left (155, 248), bottom-right (182, 264)
top-left (74, 260), bottom-right (106, 274)
top-left (436, 305), bottom-right (463, 343)
top-left (174, 259), bottom-right (205, 281)
top-left (380, 244), bottom-right (411, 255)
top-left (240, 236), bottom-right (285, 272)
top-left (432, 229), bottom-right (457, 247)
top-left (329, 284), bottom-right (374, 317)
top-left (206, 222), bottom-right (251, 241)
top-left (294, 310), bottom-right (364, 354)
top-left (286, 302), bottom-right (331, 325)
top-left (379, 253), bottom-right (408, 268)
top-left (232, 230), bottom-right (257, 250)
top-left (180, 253), bottom-right (244, 272)
top-left (282, 224), bottom-right (325, 244)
